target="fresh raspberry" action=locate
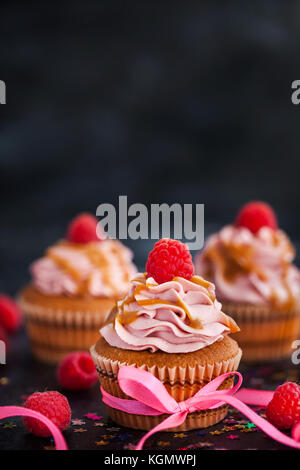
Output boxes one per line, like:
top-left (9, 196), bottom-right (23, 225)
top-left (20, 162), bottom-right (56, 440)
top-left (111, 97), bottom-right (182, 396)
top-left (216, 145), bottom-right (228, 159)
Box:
top-left (23, 391), bottom-right (71, 437)
top-left (235, 201), bottom-right (278, 234)
top-left (57, 352), bottom-right (98, 390)
top-left (146, 238), bottom-right (194, 284)
top-left (0, 294), bottom-right (22, 333)
top-left (266, 382), bottom-right (300, 429)
top-left (67, 213), bottom-right (104, 244)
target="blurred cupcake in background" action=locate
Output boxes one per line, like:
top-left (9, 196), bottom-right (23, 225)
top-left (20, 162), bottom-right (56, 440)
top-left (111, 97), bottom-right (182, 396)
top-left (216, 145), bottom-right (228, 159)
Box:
top-left (91, 238), bottom-right (241, 431)
top-left (19, 213), bottom-right (137, 363)
top-left (195, 201), bottom-right (300, 362)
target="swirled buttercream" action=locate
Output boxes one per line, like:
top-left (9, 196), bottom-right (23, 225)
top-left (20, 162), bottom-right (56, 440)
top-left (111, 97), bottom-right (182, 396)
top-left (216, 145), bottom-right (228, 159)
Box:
top-left (31, 239), bottom-right (137, 297)
top-left (195, 225), bottom-right (300, 308)
top-left (100, 273), bottom-right (239, 353)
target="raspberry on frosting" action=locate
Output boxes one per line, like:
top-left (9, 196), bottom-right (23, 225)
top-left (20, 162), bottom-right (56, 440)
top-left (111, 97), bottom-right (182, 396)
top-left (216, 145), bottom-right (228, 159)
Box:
top-left (0, 294), bottom-right (22, 333)
top-left (146, 238), bottom-right (194, 284)
top-left (67, 213), bottom-right (104, 244)
top-left (266, 382), bottom-right (300, 429)
top-left (23, 391), bottom-right (71, 437)
top-left (57, 352), bottom-right (98, 390)
top-left (235, 201), bottom-right (278, 234)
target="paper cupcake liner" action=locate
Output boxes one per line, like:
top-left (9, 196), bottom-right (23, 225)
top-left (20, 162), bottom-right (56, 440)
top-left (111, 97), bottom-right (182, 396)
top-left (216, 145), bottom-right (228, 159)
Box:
top-left (19, 297), bottom-right (113, 364)
top-left (90, 344), bottom-right (242, 430)
top-left (106, 404), bottom-right (229, 432)
top-left (222, 301), bottom-right (300, 362)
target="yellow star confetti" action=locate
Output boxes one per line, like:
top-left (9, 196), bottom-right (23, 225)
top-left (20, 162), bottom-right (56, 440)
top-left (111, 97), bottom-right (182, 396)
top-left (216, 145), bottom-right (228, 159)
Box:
top-left (157, 441), bottom-right (170, 447)
top-left (210, 430), bottom-right (223, 435)
top-left (173, 433), bottom-right (187, 438)
top-left (221, 426), bottom-right (235, 432)
top-left (95, 440), bottom-right (109, 446)
top-left (0, 377), bottom-right (10, 386)
top-left (74, 428), bottom-right (87, 433)
top-left (3, 423), bottom-right (16, 429)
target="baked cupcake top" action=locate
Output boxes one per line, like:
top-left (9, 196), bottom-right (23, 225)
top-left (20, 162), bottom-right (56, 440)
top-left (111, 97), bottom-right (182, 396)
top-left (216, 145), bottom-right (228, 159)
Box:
top-left (195, 202), bottom-right (300, 309)
top-left (101, 239), bottom-right (239, 353)
top-left (30, 213), bottom-right (136, 298)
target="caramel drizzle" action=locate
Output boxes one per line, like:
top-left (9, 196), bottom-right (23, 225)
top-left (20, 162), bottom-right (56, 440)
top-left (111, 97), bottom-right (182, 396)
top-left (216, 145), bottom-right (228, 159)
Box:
top-left (47, 241), bottom-right (132, 296)
top-left (116, 276), bottom-right (212, 330)
top-left (189, 276), bottom-right (216, 302)
top-left (48, 253), bottom-right (82, 281)
top-left (203, 235), bottom-right (297, 310)
top-left (204, 243), bottom-right (267, 282)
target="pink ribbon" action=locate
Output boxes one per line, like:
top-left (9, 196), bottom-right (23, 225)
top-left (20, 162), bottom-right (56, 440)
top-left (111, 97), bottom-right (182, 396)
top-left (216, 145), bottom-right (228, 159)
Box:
top-left (101, 367), bottom-right (300, 450)
top-left (0, 406), bottom-right (68, 450)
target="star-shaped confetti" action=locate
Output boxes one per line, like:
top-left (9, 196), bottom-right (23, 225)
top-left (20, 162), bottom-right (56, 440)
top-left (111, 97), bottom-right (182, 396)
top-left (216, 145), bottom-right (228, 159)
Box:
top-left (234, 424), bottom-right (246, 429)
top-left (157, 441), bottom-right (170, 447)
top-left (224, 418), bottom-right (236, 424)
top-left (106, 427), bottom-right (120, 431)
top-left (95, 440), bottom-right (109, 446)
top-left (188, 441), bottom-right (213, 448)
top-left (0, 377), bottom-right (10, 386)
top-left (210, 430), bottom-right (223, 435)
top-left (72, 419), bottom-right (85, 426)
top-left (84, 413), bottom-right (102, 420)
top-left (227, 434), bottom-right (240, 440)
top-left (102, 434), bottom-right (115, 440)
top-left (3, 422), bottom-right (16, 429)
top-left (123, 443), bottom-right (136, 450)
top-left (118, 433), bottom-right (131, 440)
top-left (74, 427), bottom-right (87, 433)
top-left (221, 426), bottom-right (236, 432)
top-left (245, 422), bottom-right (256, 429)
top-left (173, 433), bottom-right (187, 438)
top-left (94, 422), bottom-right (105, 427)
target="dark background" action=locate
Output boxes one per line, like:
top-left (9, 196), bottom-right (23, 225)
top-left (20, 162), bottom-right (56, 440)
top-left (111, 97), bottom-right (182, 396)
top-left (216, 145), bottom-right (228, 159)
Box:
top-left (1, 0), bottom-right (300, 295)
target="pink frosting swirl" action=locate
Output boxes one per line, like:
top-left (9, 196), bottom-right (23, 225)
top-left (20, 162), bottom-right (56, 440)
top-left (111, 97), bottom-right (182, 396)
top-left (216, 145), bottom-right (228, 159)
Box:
top-left (100, 273), bottom-right (239, 353)
top-left (31, 239), bottom-right (137, 297)
top-left (195, 225), bottom-right (300, 307)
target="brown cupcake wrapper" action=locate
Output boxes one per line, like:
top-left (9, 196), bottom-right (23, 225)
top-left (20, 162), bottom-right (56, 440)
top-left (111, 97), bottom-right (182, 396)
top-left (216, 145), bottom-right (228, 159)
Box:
top-left (90, 345), bottom-right (242, 389)
top-left (90, 344), bottom-right (242, 430)
top-left (19, 297), bottom-right (113, 364)
top-left (222, 301), bottom-right (300, 362)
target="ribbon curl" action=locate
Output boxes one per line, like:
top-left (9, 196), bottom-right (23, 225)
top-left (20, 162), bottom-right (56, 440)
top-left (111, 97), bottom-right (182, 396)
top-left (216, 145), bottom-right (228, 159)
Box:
top-left (0, 406), bottom-right (68, 450)
top-left (101, 367), bottom-right (300, 450)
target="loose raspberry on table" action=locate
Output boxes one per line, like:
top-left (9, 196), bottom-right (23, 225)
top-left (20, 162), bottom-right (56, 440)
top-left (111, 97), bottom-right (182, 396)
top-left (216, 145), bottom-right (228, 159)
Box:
top-left (235, 201), bottom-right (278, 234)
top-left (23, 391), bottom-right (71, 437)
top-left (0, 294), bottom-right (22, 333)
top-left (67, 213), bottom-right (104, 243)
top-left (146, 238), bottom-right (194, 284)
top-left (57, 352), bottom-right (98, 390)
top-left (266, 382), bottom-right (300, 429)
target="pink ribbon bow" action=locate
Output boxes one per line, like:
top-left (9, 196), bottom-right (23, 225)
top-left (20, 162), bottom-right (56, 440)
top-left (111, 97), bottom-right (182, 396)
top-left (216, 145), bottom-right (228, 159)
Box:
top-left (101, 366), bottom-right (300, 450)
top-left (0, 406), bottom-right (68, 450)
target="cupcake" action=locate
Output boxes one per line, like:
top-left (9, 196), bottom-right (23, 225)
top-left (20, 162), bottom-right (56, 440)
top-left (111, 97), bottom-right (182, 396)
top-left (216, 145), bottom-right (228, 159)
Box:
top-left (91, 238), bottom-right (241, 431)
top-left (18, 213), bottom-right (137, 363)
top-left (195, 201), bottom-right (300, 362)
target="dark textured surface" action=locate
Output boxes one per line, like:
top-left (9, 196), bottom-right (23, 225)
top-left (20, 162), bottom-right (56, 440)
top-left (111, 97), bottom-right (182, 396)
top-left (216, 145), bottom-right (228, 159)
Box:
top-left (0, 0), bottom-right (300, 297)
top-left (0, 1), bottom-right (300, 450)
top-left (0, 328), bottom-right (297, 450)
